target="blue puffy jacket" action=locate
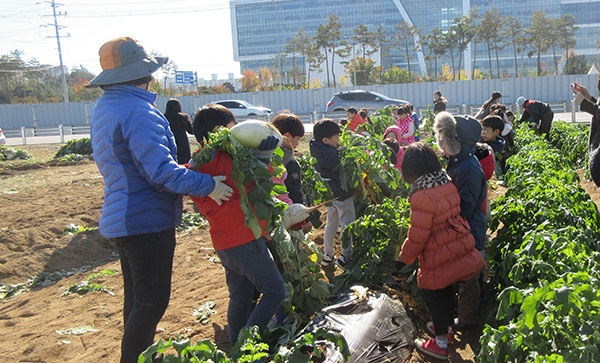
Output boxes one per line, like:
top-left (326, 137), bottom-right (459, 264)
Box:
top-left (91, 85), bottom-right (215, 238)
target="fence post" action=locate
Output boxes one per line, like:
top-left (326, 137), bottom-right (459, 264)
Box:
top-left (59, 125), bottom-right (65, 143)
top-left (21, 127), bottom-right (27, 145)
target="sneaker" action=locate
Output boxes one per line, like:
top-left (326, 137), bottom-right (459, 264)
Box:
top-left (336, 255), bottom-right (348, 268)
top-left (321, 254), bottom-right (334, 267)
top-left (415, 338), bottom-right (448, 360)
top-left (425, 321), bottom-right (453, 342)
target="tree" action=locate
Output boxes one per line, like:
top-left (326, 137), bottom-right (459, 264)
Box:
top-left (422, 28), bottom-right (447, 79)
top-left (305, 42), bottom-right (323, 89)
top-left (381, 66), bottom-right (410, 84)
top-left (528, 11), bottom-right (553, 76)
top-left (159, 59), bottom-right (177, 96)
top-left (315, 15), bottom-right (346, 87)
top-left (479, 8), bottom-right (503, 78)
top-left (240, 69), bottom-right (260, 92)
top-left (345, 57), bottom-right (378, 85)
top-left (451, 16), bottom-right (473, 80)
top-left (393, 21), bottom-right (420, 81)
top-left (466, 7), bottom-right (482, 80)
top-left (68, 66), bottom-right (101, 102)
top-left (556, 14), bottom-right (578, 75)
top-left (373, 25), bottom-right (391, 82)
top-left (352, 24), bottom-right (376, 59)
top-left (504, 16), bottom-right (524, 77)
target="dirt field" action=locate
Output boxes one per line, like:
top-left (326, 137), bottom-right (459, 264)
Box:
top-left (1, 144), bottom-right (598, 363)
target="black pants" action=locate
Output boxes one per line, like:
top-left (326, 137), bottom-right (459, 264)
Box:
top-left (429, 285), bottom-right (456, 336)
top-left (113, 229), bottom-right (176, 363)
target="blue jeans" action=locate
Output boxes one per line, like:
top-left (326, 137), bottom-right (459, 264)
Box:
top-left (215, 238), bottom-right (286, 345)
top-left (113, 229), bottom-right (176, 363)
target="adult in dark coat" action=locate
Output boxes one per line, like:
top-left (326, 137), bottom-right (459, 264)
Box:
top-left (515, 96), bottom-right (554, 135)
top-left (573, 76), bottom-right (600, 186)
top-left (474, 91), bottom-right (502, 120)
top-left (164, 99), bottom-right (193, 164)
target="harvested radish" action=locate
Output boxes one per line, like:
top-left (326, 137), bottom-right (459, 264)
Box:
top-left (282, 198), bottom-right (337, 229)
top-left (230, 119), bottom-right (283, 148)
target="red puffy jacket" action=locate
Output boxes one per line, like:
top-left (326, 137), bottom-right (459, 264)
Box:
top-left (189, 150), bottom-right (267, 250)
top-left (400, 182), bottom-right (486, 290)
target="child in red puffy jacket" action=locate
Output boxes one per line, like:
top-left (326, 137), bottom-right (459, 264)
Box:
top-left (188, 104), bottom-right (285, 345)
top-left (400, 142), bottom-right (485, 361)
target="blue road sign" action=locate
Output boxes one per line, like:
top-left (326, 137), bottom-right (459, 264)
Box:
top-left (175, 71), bottom-right (195, 84)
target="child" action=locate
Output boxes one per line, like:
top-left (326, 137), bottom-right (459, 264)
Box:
top-left (400, 142), bottom-right (485, 360)
top-left (346, 106), bottom-right (365, 132)
top-left (309, 119), bottom-right (356, 267)
top-left (189, 105), bottom-right (286, 345)
top-left (408, 103), bottom-right (420, 141)
top-left (271, 112), bottom-right (312, 231)
top-left (383, 137), bottom-right (404, 173)
top-left (434, 112), bottom-right (488, 330)
top-left (395, 105), bottom-right (415, 146)
top-left (480, 115), bottom-right (507, 176)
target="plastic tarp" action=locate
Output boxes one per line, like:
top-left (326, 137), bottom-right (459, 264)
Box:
top-left (306, 286), bottom-right (416, 363)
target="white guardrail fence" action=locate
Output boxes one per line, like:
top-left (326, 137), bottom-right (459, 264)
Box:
top-left (2, 108), bottom-right (591, 147)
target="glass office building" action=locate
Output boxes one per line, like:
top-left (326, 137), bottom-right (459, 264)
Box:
top-left (230, 0), bottom-right (600, 79)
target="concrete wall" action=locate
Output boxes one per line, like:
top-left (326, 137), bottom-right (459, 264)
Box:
top-left (1, 74), bottom-right (597, 130)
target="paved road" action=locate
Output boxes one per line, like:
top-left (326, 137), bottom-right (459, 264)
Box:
top-left (3, 112), bottom-right (591, 146)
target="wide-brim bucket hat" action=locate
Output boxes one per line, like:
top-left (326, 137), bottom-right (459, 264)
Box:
top-left (86, 37), bottom-right (168, 88)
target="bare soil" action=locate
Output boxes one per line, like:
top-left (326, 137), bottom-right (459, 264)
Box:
top-left (1, 144), bottom-right (598, 363)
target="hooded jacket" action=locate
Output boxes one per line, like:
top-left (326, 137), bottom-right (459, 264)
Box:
top-left (309, 138), bottom-right (354, 201)
top-left (400, 182), bottom-right (486, 290)
top-left (91, 85), bottom-right (215, 238)
top-left (434, 113), bottom-right (488, 251)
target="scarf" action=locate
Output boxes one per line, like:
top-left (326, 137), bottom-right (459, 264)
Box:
top-left (408, 169), bottom-right (451, 197)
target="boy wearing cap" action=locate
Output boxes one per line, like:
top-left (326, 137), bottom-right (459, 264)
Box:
top-left (432, 112), bottom-right (488, 333)
top-left (86, 37), bottom-right (232, 363)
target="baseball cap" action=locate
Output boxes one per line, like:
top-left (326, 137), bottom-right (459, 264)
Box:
top-left (86, 37), bottom-right (168, 88)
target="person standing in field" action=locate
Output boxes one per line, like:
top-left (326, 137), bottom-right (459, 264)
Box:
top-left (86, 37), bottom-right (232, 363)
top-left (433, 112), bottom-right (488, 332)
top-left (572, 76), bottom-right (600, 186)
top-left (395, 105), bottom-right (416, 146)
top-left (310, 119), bottom-right (356, 268)
top-left (188, 105), bottom-right (286, 346)
top-left (433, 91), bottom-right (447, 113)
top-left (163, 99), bottom-right (194, 164)
top-left (346, 106), bottom-right (366, 132)
top-left (400, 142), bottom-right (485, 360)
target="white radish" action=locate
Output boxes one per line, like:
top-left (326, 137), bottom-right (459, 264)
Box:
top-left (230, 119), bottom-right (283, 148)
top-left (282, 198), bottom-right (338, 229)
top-left (282, 204), bottom-right (313, 229)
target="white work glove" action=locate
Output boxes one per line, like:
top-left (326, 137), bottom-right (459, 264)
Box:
top-left (208, 175), bottom-right (233, 206)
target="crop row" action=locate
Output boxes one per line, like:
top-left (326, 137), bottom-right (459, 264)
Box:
top-left (480, 122), bottom-right (600, 362)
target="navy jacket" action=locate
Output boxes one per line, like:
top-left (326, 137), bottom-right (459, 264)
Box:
top-left (309, 139), bottom-right (354, 201)
top-left (446, 146), bottom-right (488, 251)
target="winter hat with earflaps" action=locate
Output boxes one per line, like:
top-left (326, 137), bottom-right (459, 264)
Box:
top-left (85, 37), bottom-right (168, 88)
top-left (434, 112), bottom-right (482, 157)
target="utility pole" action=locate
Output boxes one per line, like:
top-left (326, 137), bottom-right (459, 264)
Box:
top-left (45, 0), bottom-right (70, 103)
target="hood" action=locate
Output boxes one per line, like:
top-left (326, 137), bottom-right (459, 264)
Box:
top-left (434, 112), bottom-right (481, 156)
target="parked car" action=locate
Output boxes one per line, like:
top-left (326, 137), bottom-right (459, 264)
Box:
top-left (211, 100), bottom-right (272, 117)
top-left (0, 128), bottom-right (6, 145)
top-left (325, 90), bottom-right (408, 113)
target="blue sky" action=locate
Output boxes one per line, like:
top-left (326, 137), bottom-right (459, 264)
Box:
top-left (0, 0), bottom-right (240, 80)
